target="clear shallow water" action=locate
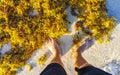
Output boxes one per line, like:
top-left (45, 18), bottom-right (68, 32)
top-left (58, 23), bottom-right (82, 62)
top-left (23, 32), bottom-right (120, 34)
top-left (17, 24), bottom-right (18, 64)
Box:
top-left (106, 0), bottom-right (120, 23)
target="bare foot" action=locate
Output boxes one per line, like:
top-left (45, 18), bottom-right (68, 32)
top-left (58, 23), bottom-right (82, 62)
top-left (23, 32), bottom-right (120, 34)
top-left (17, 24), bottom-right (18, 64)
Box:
top-left (71, 37), bottom-right (94, 68)
top-left (46, 37), bottom-right (64, 66)
top-left (47, 38), bottom-right (62, 57)
top-left (71, 37), bottom-right (94, 53)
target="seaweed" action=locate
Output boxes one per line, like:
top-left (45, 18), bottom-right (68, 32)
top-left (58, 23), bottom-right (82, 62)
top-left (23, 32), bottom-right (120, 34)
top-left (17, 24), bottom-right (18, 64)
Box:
top-left (0, 0), bottom-right (114, 74)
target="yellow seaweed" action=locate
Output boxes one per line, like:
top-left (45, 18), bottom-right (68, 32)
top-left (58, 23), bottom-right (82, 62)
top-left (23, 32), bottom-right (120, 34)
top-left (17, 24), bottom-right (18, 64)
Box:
top-left (0, 0), bottom-right (115, 75)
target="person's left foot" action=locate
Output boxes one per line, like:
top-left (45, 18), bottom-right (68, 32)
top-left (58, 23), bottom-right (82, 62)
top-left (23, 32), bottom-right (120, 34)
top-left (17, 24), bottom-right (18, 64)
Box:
top-left (46, 38), bottom-right (62, 57)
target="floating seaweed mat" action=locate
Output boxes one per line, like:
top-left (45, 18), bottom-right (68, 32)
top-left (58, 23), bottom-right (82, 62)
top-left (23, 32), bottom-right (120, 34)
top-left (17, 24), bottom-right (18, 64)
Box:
top-left (0, 0), bottom-right (114, 74)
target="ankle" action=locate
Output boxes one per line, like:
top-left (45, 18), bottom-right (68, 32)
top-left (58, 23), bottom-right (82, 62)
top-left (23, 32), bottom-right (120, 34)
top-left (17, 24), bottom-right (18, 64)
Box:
top-left (74, 52), bottom-right (89, 68)
top-left (51, 55), bottom-right (64, 67)
top-left (74, 62), bottom-right (90, 69)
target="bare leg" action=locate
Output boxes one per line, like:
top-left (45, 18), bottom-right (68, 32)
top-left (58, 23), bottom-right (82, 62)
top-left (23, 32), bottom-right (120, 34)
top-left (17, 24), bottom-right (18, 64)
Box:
top-left (72, 49), bottom-right (90, 68)
top-left (47, 38), bottom-right (64, 67)
top-left (72, 38), bottom-right (94, 69)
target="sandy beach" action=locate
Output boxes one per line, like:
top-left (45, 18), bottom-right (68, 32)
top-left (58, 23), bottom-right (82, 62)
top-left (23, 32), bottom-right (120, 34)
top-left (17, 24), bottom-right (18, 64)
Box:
top-left (18, 0), bottom-right (120, 75)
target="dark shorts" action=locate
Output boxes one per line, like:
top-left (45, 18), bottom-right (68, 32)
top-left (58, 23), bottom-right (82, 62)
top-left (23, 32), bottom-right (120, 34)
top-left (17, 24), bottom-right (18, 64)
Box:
top-left (40, 63), bottom-right (112, 75)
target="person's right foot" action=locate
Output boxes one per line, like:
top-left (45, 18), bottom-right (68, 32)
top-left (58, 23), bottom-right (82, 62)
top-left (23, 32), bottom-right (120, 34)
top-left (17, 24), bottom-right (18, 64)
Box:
top-left (71, 37), bottom-right (94, 54)
top-left (71, 37), bottom-right (94, 68)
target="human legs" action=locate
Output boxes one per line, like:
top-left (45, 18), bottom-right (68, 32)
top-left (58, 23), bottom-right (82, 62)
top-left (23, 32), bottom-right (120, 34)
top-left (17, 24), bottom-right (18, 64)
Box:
top-left (72, 38), bottom-right (111, 75)
top-left (40, 38), bottom-right (67, 75)
top-left (40, 37), bottom-right (111, 75)
top-left (71, 39), bottom-right (92, 75)
top-left (46, 38), bottom-right (64, 67)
